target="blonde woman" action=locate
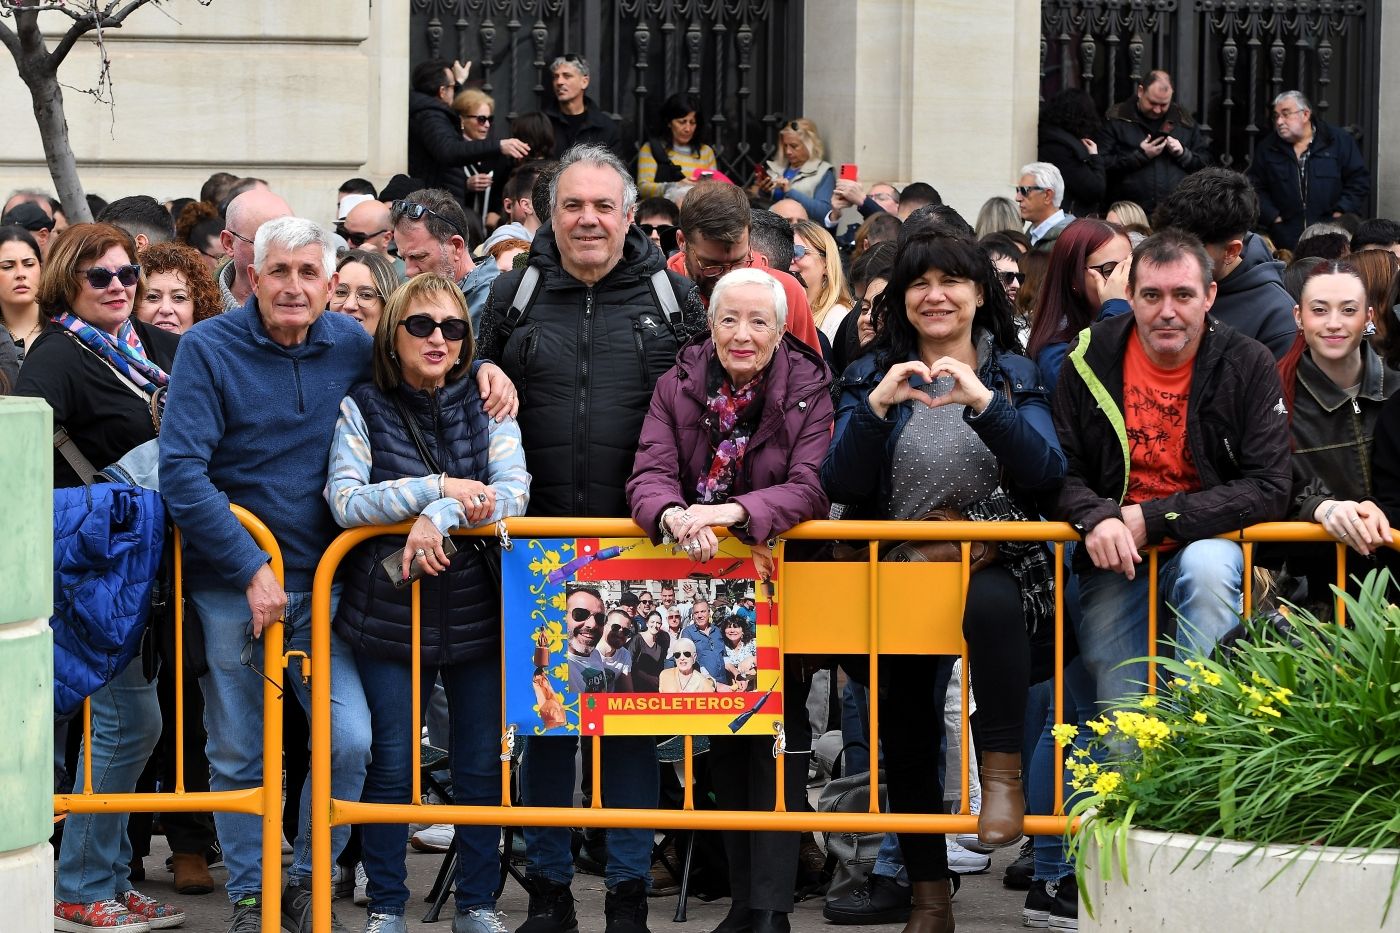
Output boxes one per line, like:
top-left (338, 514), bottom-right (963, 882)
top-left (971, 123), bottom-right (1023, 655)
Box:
top-left (452, 87), bottom-right (509, 226)
top-left (1104, 200), bottom-right (1150, 234)
top-left (792, 218), bottom-right (854, 341)
top-left (757, 117), bottom-right (835, 222)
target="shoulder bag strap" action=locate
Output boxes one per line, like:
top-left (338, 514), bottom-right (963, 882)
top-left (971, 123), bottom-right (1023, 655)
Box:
top-left (502, 265), bottom-right (543, 331)
top-left (647, 269), bottom-right (684, 332)
top-left (53, 427), bottom-right (101, 486)
top-left (389, 393), bottom-right (443, 475)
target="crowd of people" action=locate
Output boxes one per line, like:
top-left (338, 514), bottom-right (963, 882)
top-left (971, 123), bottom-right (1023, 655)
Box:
top-left (7, 50), bottom-right (1400, 933)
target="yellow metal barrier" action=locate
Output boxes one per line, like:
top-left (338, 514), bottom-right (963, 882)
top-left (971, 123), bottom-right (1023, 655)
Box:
top-left (53, 504), bottom-right (288, 933)
top-left (307, 518), bottom-right (1392, 932)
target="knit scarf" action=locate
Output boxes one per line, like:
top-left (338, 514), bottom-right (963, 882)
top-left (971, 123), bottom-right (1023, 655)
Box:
top-left (697, 357), bottom-right (766, 504)
top-left (52, 310), bottom-right (169, 396)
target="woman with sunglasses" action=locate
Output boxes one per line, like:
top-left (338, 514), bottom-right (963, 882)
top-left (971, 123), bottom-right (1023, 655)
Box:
top-left (757, 118), bottom-right (835, 222)
top-left (792, 219), bottom-right (854, 343)
top-left (656, 638), bottom-right (717, 693)
top-left (1024, 218), bottom-right (1133, 393)
top-left (453, 88), bottom-right (509, 228)
top-left (325, 273), bottom-right (529, 933)
top-left (628, 267), bottom-right (831, 933)
top-left (822, 232), bottom-right (1066, 933)
top-left (331, 249), bottom-right (402, 335)
top-left (637, 93), bottom-right (719, 200)
top-left (16, 223), bottom-right (185, 931)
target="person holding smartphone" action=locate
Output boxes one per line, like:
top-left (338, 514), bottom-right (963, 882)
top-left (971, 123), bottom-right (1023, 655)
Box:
top-left (1096, 69), bottom-right (1212, 215)
top-left (324, 273), bottom-right (530, 933)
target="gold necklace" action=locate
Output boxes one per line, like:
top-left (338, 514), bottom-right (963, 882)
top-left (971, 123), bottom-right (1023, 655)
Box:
top-left (5, 316), bottom-right (40, 347)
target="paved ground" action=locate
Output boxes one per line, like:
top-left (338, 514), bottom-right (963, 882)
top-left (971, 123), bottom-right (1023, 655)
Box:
top-left (135, 836), bottom-right (1028, 932)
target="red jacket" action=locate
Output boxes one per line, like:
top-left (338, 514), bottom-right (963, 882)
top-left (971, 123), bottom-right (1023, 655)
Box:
top-left (627, 333), bottom-right (833, 544)
top-left (666, 251), bottom-right (823, 355)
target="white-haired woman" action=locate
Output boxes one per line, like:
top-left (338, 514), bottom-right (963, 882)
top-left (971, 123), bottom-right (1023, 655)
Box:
top-left (627, 267), bottom-right (832, 933)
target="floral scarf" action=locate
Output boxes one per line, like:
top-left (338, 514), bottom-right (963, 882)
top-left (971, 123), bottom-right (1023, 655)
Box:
top-left (696, 356), bottom-right (766, 504)
top-left (52, 310), bottom-right (169, 396)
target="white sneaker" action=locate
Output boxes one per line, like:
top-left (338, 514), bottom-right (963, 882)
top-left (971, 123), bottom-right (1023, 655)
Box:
top-left (945, 838), bottom-right (991, 875)
top-left (411, 823), bottom-right (456, 852)
top-left (354, 861), bottom-right (369, 906)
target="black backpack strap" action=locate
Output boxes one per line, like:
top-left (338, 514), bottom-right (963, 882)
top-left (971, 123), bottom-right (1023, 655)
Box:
top-left (647, 269), bottom-right (685, 333)
top-left (502, 265), bottom-right (543, 331)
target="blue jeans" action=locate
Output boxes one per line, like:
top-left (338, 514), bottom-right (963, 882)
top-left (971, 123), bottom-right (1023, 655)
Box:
top-left (520, 735), bottom-right (659, 889)
top-left (190, 586), bottom-right (372, 902)
top-left (1025, 660), bottom-right (1096, 881)
top-left (355, 651), bottom-right (501, 916)
top-left (1077, 539), bottom-right (1243, 707)
top-left (55, 659), bottom-right (163, 904)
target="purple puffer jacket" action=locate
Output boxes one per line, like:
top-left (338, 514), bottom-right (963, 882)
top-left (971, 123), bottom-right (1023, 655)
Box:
top-left (628, 332), bottom-right (834, 544)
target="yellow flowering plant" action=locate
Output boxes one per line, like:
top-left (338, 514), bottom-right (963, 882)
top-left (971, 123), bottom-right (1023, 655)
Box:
top-left (1061, 571), bottom-right (1400, 920)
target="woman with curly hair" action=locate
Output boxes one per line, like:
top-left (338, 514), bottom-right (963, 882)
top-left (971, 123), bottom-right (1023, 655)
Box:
top-left (136, 240), bottom-right (223, 334)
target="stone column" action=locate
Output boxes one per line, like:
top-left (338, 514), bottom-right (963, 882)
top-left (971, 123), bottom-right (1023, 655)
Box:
top-left (0, 398), bottom-right (55, 931)
top-left (1377, 0), bottom-right (1400, 220)
top-left (802, 0), bottom-right (1042, 220)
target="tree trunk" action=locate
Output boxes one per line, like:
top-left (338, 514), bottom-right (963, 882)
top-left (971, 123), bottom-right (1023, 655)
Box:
top-left (22, 65), bottom-right (93, 224)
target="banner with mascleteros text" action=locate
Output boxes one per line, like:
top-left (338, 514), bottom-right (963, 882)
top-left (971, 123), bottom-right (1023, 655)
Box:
top-left (502, 534), bottom-right (782, 737)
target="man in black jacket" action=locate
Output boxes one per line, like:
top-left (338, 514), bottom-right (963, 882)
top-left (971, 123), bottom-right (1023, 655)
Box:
top-left (543, 55), bottom-right (623, 159)
top-left (1246, 90), bottom-right (1371, 251)
top-left (1051, 229), bottom-right (1291, 710)
top-left (407, 59), bottom-right (531, 209)
top-left (1097, 70), bottom-right (1212, 215)
top-left (477, 144), bottom-right (704, 933)
top-left (1152, 168), bottom-right (1297, 359)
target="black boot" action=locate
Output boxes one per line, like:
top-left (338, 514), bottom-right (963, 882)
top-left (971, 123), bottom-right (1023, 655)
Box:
top-left (518, 878), bottom-right (578, 933)
top-left (750, 910), bottom-right (791, 933)
top-left (710, 902), bottom-right (752, 933)
top-left (604, 879), bottom-right (651, 933)
top-left (823, 875), bottom-right (913, 925)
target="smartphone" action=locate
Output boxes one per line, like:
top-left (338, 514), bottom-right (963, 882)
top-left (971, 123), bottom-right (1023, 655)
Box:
top-left (753, 162), bottom-right (769, 183)
top-left (382, 536), bottom-right (458, 589)
top-left (1147, 132), bottom-right (1167, 144)
top-left (839, 163), bottom-right (858, 182)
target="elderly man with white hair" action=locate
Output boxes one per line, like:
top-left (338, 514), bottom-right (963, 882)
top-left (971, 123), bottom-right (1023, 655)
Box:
top-left (628, 266), bottom-right (832, 933)
top-left (1015, 162), bottom-right (1073, 253)
top-left (160, 216), bottom-right (375, 933)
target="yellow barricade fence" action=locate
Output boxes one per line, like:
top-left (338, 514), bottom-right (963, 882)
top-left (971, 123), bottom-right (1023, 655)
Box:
top-left (53, 504), bottom-right (289, 933)
top-left (306, 517), bottom-right (1398, 931)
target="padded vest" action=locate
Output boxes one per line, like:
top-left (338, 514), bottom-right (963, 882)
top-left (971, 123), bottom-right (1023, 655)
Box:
top-left (333, 378), bottom-right (497, 665)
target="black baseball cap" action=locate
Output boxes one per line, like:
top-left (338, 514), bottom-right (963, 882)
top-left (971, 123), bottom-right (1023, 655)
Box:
top-left (2, 202), bottom-right (55, 232)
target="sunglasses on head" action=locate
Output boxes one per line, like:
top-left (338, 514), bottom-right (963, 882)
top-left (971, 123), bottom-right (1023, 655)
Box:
top-left (399, 314), bottom-right (469, 341)
top-left (571, 607), bottom-right (606, 626)
top-left (81, 264), bottom-right (141, 289)
top-left (391, 199), bottom-right (465, 236)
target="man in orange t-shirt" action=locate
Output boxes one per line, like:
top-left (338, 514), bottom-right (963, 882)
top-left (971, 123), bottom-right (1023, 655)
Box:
top-left (664, 180), bottom-right (823, 355)
top-left (1050, 229), bottom-right (1292, 708)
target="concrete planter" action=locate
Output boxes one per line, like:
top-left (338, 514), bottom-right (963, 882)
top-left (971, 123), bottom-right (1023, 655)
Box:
top-left (1081, 826), bottom-right (1400, 931)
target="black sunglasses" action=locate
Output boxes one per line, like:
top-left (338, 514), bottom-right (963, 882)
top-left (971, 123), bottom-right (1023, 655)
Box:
top-left (343, 227), bottom-right (388, 247)
top-left (673, 650), bottom-right (695, 659)
top-left (391, 199), bottom-right (465, 236)
top-left (639, 223), bottom-right (676, 236)
top-left (609, 622), bottom-right (634, 634)
top-left (997, 270), bottom-right (1027, 286)
top-left (81, 264), bottom-right (141, 289)
top-left (1086, 260), bottom-right (1122, 280)
top-left (571, 607), bottom-right (606, 626)
top-left (467, 114), bottom-right (492, 125)
top-left (240, 620), bottom-right (283, 695)
top-left (400, 314), bottom-right (469, 341)
top-left (1015, 185), bottom-right (1049, 197)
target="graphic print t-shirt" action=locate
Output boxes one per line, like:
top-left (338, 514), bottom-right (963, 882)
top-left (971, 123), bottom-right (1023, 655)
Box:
top-left (568, 649), bottom-right (609, 695)
top-left (1123, 335), bottom-right (1201, 505)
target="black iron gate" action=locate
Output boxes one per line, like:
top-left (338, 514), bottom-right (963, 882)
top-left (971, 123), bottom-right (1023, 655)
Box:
top-left (1039, 0), bottom-right (1379, 200)
top-left (409, 0), bottom-right (804, 182)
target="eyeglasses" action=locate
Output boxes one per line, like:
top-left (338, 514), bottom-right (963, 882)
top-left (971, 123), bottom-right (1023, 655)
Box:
top-left (391, 200), bottom-right (465, 237)
top-left (1086, 260), bottom-right (1122, 279)
top-left (343, 228), bottom-right (389, 247)
top-left (997, 270), bottom-right (1026, 287)
top-left (1015, 185), bottom-right (1048, 197)
top-left (672, 650), bottom-right (695, 659)
top-left (467, 114), bottom-right (492, 125)
top-left (1274, 108), bottom-right (1304, 122)
top-left (80, 264), bottom-right (141, 289)
top-left (200, 248), bottom-right (224, 262)
top-left (399, 314), bottom-right (469, 341)
top-left (870, 191), bottom-right (898, 203)
top-left (571, 607), bottom-right (606, 626)
top-left (691, 250), bottom-right (753, 278)
top-left (333, 285), bottom-right (383, 304)
top-left (227, 229), bottom-right (254, 246)
top-left (240, 619), bottom-right (283, 694)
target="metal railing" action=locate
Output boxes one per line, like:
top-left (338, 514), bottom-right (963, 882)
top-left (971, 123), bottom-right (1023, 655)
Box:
top-left (52, 505), bottom-right (288, 933)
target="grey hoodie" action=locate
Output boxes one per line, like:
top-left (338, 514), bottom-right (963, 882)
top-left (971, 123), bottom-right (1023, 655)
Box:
top-left (1213, 232), bottom-right (1297, 360)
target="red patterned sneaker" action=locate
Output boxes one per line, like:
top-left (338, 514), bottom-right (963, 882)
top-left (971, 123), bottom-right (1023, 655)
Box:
top-left (118, 889), bottom-right (186, 929)
top-left (54, 898), bottom-right (150, 931)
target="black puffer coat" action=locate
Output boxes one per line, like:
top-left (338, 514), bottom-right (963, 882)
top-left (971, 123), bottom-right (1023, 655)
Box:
top-left (407, 90), bottom-right (502, 209)
top-left (477, 223), bottom-right (705, 517)
top-left (333, 378), bottom-right (497, 665)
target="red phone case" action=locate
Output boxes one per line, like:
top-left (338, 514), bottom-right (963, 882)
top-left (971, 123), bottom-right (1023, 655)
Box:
top-left (840, 163), bottom-right (858, 181)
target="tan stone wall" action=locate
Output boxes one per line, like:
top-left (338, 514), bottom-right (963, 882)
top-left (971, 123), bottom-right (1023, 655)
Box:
top-left (0, 0), bottom-right (408, 223)
top-left (1378, 0), bottom-right (1400, 220)
top-left (803, 0), bottom-right (1041, 222)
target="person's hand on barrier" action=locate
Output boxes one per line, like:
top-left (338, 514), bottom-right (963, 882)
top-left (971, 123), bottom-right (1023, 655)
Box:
top-left (681, 524), bottom-right (721, 563)
top-left (667, 502), bottom-right (745, 542)
top-left (245, 564), bottom-right (287, 638)
top-left (924, 356), bottom-right (996, 415)
top-left (1085, 516), bottom-right (1142, 579)
top-left (477, 362), bottom-right (519, 421)
top-left (403, 515), bottom-right (452, 580)
top-left (1315, 498), bottom-right (1392, 556)
top-left (868, 360), bottom-right (937, 420)
top-left (445, 477), bottom-right (496, 524)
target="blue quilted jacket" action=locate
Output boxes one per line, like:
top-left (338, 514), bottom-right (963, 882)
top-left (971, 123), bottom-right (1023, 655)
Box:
top-left (52, 483), bottom-right (165, 717)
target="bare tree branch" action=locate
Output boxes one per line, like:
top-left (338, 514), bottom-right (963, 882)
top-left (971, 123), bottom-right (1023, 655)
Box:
top-left (0, 20), bottom-right (21, 60)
